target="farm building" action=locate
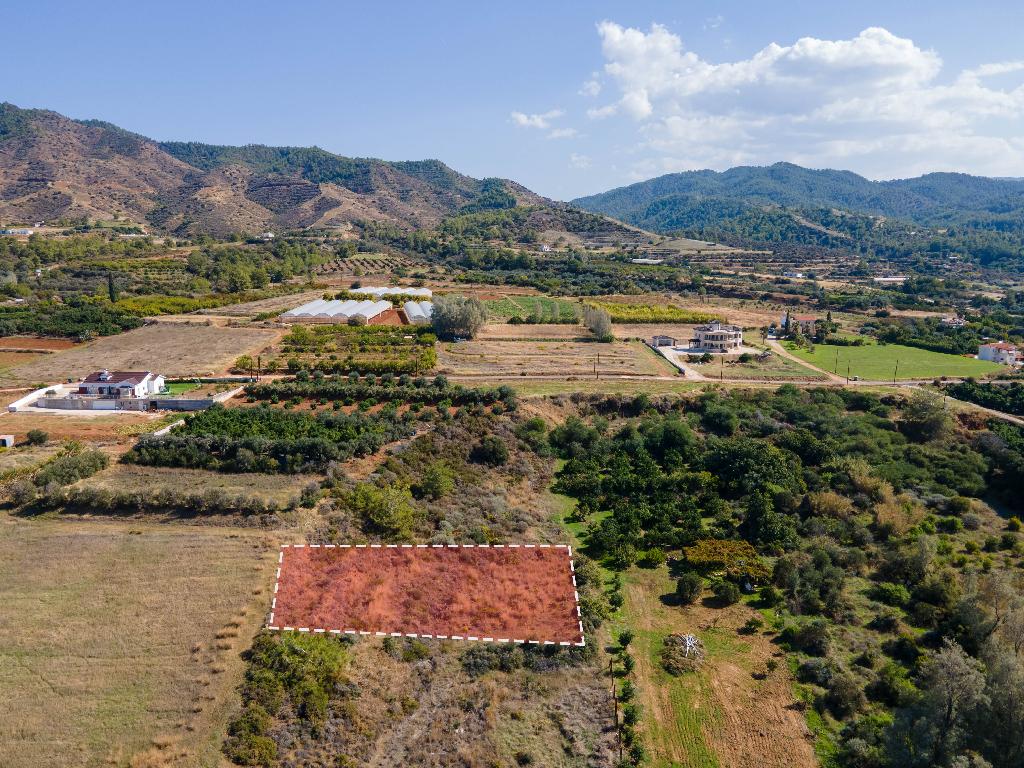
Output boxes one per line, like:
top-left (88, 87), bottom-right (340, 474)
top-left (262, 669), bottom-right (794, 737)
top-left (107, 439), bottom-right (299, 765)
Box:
top-left (79, 370), bottom-right (166, 398)
top-left (650, 335), bottom-right (677, 348)
top-left (978, 342), bottom-right (1019, 365)
top-left (351, 286), bottom-right (432, 299)
top-left (689, 322), bottom-right (743, 353)
top-left (403, 301), bottom-right (433, 325)
top-left (280, 298), bottom-right (393, 324)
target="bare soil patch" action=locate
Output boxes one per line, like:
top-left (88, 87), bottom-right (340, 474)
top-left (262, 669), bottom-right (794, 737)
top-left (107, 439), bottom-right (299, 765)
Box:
top-left (477, 323), bottom-right (588, 341)
top-left (437, 339), bottom-right (674, 378)
top-left (272, 545), bottom-right (583, 644)
top-left (0, 336), bottom-right (77, 351)
top-left (0, 322), bottom-right (282, 385)
top-left (0, 410), bottom-right (159, 444)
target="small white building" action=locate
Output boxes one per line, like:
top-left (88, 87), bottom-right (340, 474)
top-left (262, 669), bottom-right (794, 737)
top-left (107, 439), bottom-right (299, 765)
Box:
top-left (941, 316), bottom-right (967, 327)
top-left (0, 435), bottom-right (14, 448)
top-left (872, 276), bottom-right (908, 285)
top-left (650, 335), bottom-right (677, 348)
top-left (689, 322), bottom-right (743, 352)
top-left (78, 370), bottom-right (166, 398)
top-left (631, 257), bottom-right (664, 265)
top-left (978, 343), bottom-right (1019, 365)
top-left (782, 271), bottom-right (805, 278)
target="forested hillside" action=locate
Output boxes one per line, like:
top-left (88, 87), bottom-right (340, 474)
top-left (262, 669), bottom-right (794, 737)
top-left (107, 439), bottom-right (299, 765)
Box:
top-left (574, 163), bottom-right (1024, 270)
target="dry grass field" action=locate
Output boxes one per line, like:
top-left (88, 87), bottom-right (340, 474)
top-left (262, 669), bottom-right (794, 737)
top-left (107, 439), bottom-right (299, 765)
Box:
top-left (74, 464), bottom-right (319, 507)
top-left (476, 323), bottom-right (589, 341)
top-left (0, 410), bottom-right (161, 444)
top-left (0, 515), bottom-right (278, 768)
top-left (0, 323), bottom-right (283, 386)
top-left (436, 338), bottom-right (677, 378)
top-left (622, 568), bottom-right (817, 768)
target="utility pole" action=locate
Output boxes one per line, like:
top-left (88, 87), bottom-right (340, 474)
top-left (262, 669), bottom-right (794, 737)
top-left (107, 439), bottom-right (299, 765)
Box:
top-left (834, 349), bottom-right (840, 374)
top-left (893, 359), bottom-right (899, 384)
top-left (846, 363), bottom-right (850, 385)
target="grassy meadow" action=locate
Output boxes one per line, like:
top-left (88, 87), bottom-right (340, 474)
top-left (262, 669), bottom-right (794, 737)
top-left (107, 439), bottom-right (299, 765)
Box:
top-left (786, 339), bottom-right (1004, 380)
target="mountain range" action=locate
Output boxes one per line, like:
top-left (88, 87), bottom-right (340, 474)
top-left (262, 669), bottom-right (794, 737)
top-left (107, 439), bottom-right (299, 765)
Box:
top-left (0, 102), bottom-right (546, 236)
top-left (573, 162), bottom-right (1024, 233)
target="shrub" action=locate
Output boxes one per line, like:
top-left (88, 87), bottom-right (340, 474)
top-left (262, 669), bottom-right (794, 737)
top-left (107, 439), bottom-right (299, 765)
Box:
top-left (227, 703), bottom-right (271, 738)
top-left (471, 435), bottom-right (509, 466)
top-left (1008, 516), bottom-right (1022, 532)
top-left (712, 580), bottom-right (741, 605)
top-left (25, 429), bottom-right (48, 446)
top-left (637, 548), bottom-right (666, 568)
top-left (618, 629), bottom-right (634, 649)
top-left (871, 582), bottom-right (911, 607)
top-left (826, 671), bottom-right (867, 718)
top-left (224, 733), bottom-right (277, 766)
top-left (675, 572), bottom-right (704, 605)
top-left (241, 669), bottom-right (284, 715)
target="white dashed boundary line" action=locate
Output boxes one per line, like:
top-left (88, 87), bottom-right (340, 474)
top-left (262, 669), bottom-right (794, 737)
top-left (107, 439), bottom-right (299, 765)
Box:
top-left (267, 543), bottom-right (585, 647)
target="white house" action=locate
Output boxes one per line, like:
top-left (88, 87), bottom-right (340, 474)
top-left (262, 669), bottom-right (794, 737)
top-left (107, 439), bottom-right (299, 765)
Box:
top-left (689, 322), bottom-right (743, 352)
top-left (978, 343), bottom-right (1019, 365)
top-left (78, 370), bottom-right (166, 398)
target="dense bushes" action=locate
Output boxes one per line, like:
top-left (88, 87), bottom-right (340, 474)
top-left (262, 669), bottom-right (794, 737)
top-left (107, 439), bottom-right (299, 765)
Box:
top-left (123, 404), bottom-right (414, 473)
top-left (224, 632), bottom-right (348, 764)
top-left (945, 380), bottom-right (1024, 417)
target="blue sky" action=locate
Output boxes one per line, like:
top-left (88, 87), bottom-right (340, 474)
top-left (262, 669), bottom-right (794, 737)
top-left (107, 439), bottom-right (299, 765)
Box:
top-left (3, 1), bottom-right (1023, 199)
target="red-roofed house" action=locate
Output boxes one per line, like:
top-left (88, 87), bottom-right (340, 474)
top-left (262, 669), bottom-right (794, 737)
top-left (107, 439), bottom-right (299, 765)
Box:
top-left (78, 370), bottom-right (166, 398)
top-left (978, 343), bottom-right (1019, 366)
top-left (782, 313), bottom-right (819, 334)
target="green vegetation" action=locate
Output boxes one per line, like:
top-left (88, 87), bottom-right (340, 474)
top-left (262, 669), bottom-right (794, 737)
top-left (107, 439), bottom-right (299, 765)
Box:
top-left (786, 339), bottom-right (1004, 380)
top-left (224, 632), bottom-right (348, 765)
top-left (246, 375), bottom-right (516, 410)
top-left (484, 295), bottom-right (580, 323)
top-left (944, 380), bottom-right (1024, 416)
top-left (122, 403), bottom-right (415, 473)
top-left (541, 386), bottom-right (1024, 768)
top-left (574, 162), bottom-right (1024, 273)
top-left (273, 324), bottom-right (436, 375)
top-left (585, 300), bottom-right (719, 324)
top-left (431, 294), bottom-right (487, 340)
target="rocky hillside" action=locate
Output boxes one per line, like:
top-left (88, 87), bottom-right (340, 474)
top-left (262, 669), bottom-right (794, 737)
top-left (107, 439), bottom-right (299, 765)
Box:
top-left (0, 103), bottom-right (546, 237)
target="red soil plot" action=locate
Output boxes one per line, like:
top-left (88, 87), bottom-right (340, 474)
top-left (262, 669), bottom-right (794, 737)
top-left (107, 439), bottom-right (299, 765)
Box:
top-left (269, 544), bottom-right (584, 646)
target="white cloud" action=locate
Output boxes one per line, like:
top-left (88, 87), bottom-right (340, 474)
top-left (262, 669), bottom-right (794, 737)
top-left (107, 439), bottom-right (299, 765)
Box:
top-left (590, 22), bottom-right (1024, 178)
top-left (580, 72), bottom-right (602, 97)
top-left (548, 127), bottom-right (579, 139)
top-left (703, 15), bottom-right (724, 31)
top-left (570, 153), bottom-right (592, 169)
top-left (510, 109), bottom-right (564, 130)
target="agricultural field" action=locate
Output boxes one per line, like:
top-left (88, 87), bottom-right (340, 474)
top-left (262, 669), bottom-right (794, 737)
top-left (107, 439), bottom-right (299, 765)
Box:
top-left (0, 322), bottom-right (283, 386)
top-left (313, 253), bottom-right (417, 277)
top-left (0, 516), bottom-right (277, 768)
top-left (437, 338), bottom-right (677, 378)
top-left (786, 339), bottom-right (1005, 380)
top-left (484, 295), bottom-right (581, 323)
top-left (263, 324), bottom-right (436, 374)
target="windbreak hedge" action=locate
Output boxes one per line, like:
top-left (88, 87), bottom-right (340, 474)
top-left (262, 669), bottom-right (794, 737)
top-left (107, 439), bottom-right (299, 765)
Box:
top-left (122, 404), bottom-right (414, 473)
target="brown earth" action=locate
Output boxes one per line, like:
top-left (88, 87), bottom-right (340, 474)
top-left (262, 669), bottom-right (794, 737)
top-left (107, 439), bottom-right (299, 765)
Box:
top-left (272, 545), bottom-right (582, 644)
top-left (0, 322), bottom-right (282, 386)
top-left (0, 336), bottom-right (78, 351)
